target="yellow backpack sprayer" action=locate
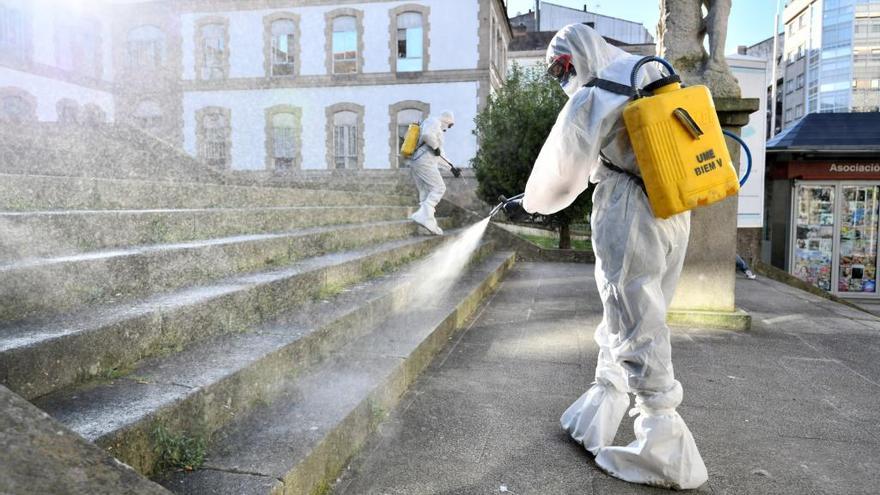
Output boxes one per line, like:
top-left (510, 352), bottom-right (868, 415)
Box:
top-left (399, 121), bottom-right (462, 177)
top-left (493, 56), bottom-right (752, 220)
top-left (619, 56), bottom-right (750, 218)
top-left (400, 123), bottom-right (421, 159)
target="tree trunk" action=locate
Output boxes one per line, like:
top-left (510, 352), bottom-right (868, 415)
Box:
top-left (558, 223), bottom-right (571, 250)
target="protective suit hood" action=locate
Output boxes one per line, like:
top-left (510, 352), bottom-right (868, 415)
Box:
top-left (524, 24), bottom-right (661, 215)
top-left (546, 24), bottom-right (626, 97)
top-left (439, 110), bottom-right (455, 131)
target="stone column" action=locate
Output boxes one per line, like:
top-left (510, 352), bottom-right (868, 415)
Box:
top-left (658, 0), bottom-right (757, 330)
top-left (667, 98), bottom-right (759, 331)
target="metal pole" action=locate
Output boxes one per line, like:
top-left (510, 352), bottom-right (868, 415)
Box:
top-left (536, 0), bottom-right (540, 31)
top-left (769, 0), bottom-right (782, 137)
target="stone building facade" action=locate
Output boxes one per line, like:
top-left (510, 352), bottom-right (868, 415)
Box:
top-left (0, 0), bottom-right (115, 124)
top-left (1, 0), bottom-right (511, 171)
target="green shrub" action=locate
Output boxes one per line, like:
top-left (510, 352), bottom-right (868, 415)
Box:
top-left (472, 62), bottom-right (593, 248)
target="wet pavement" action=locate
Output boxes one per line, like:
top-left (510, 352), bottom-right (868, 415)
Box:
top-left (333, 262), bottom-right (880, 495)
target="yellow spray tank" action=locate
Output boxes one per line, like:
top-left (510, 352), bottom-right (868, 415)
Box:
top-left (621, 57), bottom-right (743, 219)
top-left (400, 123), bottom-right (421, 158)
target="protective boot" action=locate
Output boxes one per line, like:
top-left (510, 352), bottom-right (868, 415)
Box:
top-left (561, 380), bottom-right (629, 455)
top-left (594, 382), bottom-right (708, 490)
top-left (410, 204), bottom-right (443, 235)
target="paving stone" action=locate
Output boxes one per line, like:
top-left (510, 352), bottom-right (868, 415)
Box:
top-left (335, 262), bottom-right (880, 495)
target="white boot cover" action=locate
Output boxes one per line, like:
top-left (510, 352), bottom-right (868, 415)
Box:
top-left (595, 383), bottom-right (708, 490)
top-left (410, 204), bottom-right (442, 235)
top-left (561, 382), bottom-right (629, 455)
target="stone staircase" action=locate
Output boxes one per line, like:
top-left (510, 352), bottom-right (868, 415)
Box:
top-left (0, 157), bottom-right (514, 494)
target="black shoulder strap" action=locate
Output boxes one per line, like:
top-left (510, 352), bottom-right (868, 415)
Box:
top-left (584, 78), bottom-right (635, 98)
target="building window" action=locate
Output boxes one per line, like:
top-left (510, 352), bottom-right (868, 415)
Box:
top-left (496, 29), bottom-right (504, 71)
top-left (0, 4), bottom-right (28, 62)
top-left (82, 103), bottom-right (105, 125)
top-left (333, 111), bottom-right (357, 169)
top-left (325, 103), bottom-right (364, 169)
top-left (265, 106), bottom-right (302, 171)
top-left (0, 88), bottom-right (35, 123)
top-left (197, 20), bottom-right (227, 80)
top-left (332, 16), bottom-right (358, 74)
top-left (396, 12), bottom-right (423, 72)
top-left (56, 20), bottom-right (100, 78)
top-left (133, 100), bottom-right (162, 130)
top-left (56, 99), bottom-right (79, 124)
top-left (272, 113), bottom-right (295, 169)
top-left (197, 107), bottom-right (231, 168)
top-left (269, 18), bottom-right (296, 76)
top-left (126, 25), bottom-right (165, 70)
top-left (786, 79), bottom-right (794, 94)
top-left (797, 74), bottom-right (805, 89)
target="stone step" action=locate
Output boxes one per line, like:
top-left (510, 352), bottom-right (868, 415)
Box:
top-left (33, 241), bottom-right (501, 477)
top-left (0, 233), bottom-right (454, 401)
top-left (0, 219), bottom-right (455, 324)
top-left (0, 205), bottom-right (417, 260)
top-left (156, 250), bottom-right (515, 494)
top-left (0, 173), bottom-right (413, 211)
top-left (0, 384), bottom-right (172, 495)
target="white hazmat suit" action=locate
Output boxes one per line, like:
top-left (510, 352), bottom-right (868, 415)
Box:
top-left (409, 111), bottom-right (455, 235)
top-left (522, 24), bottom-right (708, 490)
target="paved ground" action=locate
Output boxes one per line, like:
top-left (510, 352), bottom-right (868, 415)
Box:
top-left (333, 262), bottom-right (880, 495)
top-left (850, 298), bottom-right (880, 318)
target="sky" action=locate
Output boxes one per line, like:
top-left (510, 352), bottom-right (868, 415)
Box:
top-left (506, 0), bottom-right (783, 54)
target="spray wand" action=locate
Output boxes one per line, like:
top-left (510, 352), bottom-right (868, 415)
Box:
top-left (438, 154), bottom-right (462, 178)
top-left (489, 193), bottom-right (526, 219)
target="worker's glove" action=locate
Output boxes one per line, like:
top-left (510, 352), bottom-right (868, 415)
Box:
top-left (451, 166), bottom-right (462, 178)
top-left (432, 147), bottom-right (442, 156)
top-left (502, 198), bottom-right (531, 222)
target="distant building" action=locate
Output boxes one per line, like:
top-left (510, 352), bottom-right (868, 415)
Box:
top-left (509, 1), bottom-right (653, 45)
top-left (741, 33), bottom-right (785, 138)
top-left (507, 2), bottom-right (654, 71)
top-left (1, 0), bottom-right (512, 172)
top-left (728, 54), bottom-right (769, 263)
top-left (764, 113), bottom-right (880, 297)
top-left (0, 1), bottom-right (115, 124)
top-left (779, 0), bottom-right (880, 130)
top-left (508, 29), bottom-right (653, 71)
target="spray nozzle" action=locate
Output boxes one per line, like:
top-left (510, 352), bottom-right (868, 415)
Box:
top-left (489, 193), bottom-right (526, 219)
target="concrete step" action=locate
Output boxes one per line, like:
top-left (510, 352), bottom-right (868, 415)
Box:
top-left (0, 234), bottom-right (454, 401)
top-left (0, 219), bottom-right (455, 323)
top-left (0, 384), bottom-right (172, 495)
top-left (156, 250), bottom-right (515, 494)
top-left (0, 173), bottom-right (413, 211)
top-left (33, 241), bottom-right (501, 477)
top-left (0, 123), bottom-right (223, 183)
top-left (0, 205), bottom-right (417, 260)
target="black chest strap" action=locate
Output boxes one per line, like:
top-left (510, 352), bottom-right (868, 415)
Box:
top-left (585, 78), bottom-right (636, 97)
top-left (600, 154), bottom-right (646, 195)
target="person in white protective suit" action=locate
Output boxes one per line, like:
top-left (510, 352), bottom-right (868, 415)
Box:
top-left (505, 24), bottom-right (708, 489)
top-left (408, 110), bottom-right (460, 235)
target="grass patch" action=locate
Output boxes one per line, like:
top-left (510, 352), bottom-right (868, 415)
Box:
top-left (152, 424), bottom-right (206, 472)
top-left (103, 367), bottom-right (126, 380)
top-left (370, 400), bottom-right (386, 425)
top-left (519, 233), bottom-right (592, 251)
top-left (316, 281), bottom-right (346, 300)
top-left (311, 479), bottom-right (332, 495)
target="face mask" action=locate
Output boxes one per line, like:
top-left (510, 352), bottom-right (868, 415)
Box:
top-left (548, 54), bottom-right (578, 97)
